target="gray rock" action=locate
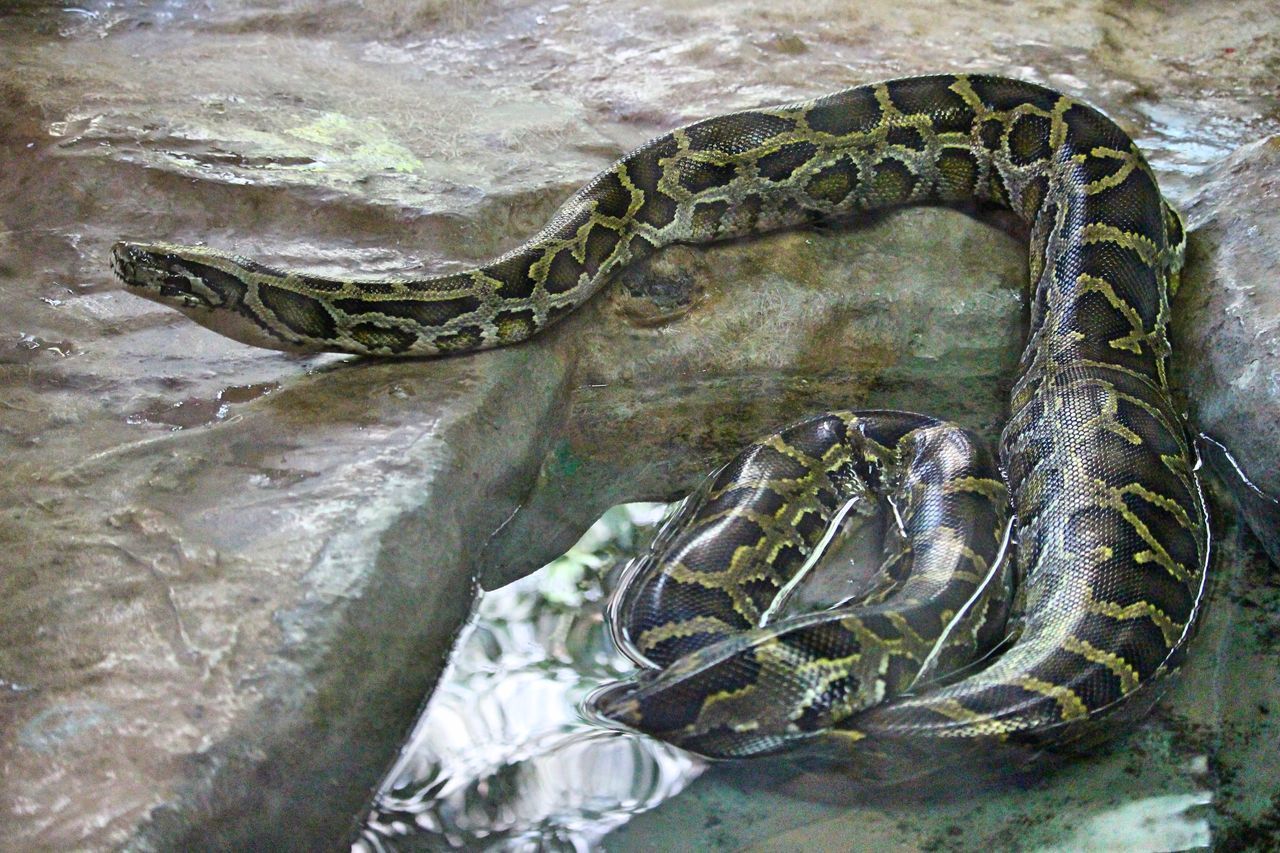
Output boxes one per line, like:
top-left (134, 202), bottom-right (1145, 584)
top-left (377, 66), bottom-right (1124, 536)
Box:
top-left (1173, 136), bottom-right (1280, 558)
top-left (2, 341), bottom-right (571, 849)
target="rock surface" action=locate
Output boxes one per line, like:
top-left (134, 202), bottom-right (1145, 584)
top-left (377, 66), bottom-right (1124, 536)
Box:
top-left (1173, 136), bottom-right (1280, 560)
top-left (0, 0), bottom-right (1277, 849)
top-left (480, 211), bottom-right (1027, 586)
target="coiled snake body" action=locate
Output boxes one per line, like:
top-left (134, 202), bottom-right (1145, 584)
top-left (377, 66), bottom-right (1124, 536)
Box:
top-left (112, 74), bottom-right (1209, 759)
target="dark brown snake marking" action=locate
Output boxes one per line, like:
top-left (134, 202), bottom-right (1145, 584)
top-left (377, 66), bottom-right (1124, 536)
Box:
top-left (112, 74), bottom-right (1209, 759)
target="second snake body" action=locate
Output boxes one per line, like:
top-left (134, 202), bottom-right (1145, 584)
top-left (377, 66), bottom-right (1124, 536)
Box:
top-left (112, 74), bottom-right (1209, 757)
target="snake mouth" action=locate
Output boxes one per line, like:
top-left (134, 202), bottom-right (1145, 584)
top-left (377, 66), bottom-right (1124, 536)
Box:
top-left (111, 241), bottom-right (163, 283)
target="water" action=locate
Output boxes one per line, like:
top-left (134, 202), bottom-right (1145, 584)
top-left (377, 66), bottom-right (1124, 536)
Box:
top-left (354, 496), bottom-right (894, 850)
top-left (357, 458), bottom-right (1279, 851)
top-left (357, 503), bottom-right (703, 851)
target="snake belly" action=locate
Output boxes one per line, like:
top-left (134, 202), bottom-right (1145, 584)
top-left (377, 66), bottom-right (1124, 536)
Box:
top-left (111, 74), bottom-right (1210, 754)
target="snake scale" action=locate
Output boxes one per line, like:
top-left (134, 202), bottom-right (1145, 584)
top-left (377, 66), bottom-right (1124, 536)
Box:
top-left (112, 74), bottom-right (1209, 759)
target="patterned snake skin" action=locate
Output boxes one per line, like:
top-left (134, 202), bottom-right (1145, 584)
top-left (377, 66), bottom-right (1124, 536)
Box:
top-left (595, 411), bottom-right (1018, 757)
top-left (111, 74), bottom-right (1209, 758)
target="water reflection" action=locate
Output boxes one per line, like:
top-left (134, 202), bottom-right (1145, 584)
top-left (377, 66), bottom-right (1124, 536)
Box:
top-left (357, 503), bottom-right (703, 852)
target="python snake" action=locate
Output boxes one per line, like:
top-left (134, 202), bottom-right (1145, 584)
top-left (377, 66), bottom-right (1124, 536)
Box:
top-left (112, 74), bottom-right (1209, 759)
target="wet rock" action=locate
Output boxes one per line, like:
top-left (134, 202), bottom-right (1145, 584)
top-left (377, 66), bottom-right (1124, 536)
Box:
top-left (1174, 136), bottom-right (1280, 557)
top-left (481, 207), bottom-right (1027, 586)
top-left (1, 342), bottom-right (571, 849)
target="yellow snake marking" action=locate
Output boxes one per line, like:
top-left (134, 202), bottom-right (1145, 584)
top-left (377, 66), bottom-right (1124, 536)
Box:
top-left (1075, 273), bottom-right (1160, 356)
top-left (635, 614), bottom-right (738, 651)
top-left (1093, 479), bottom-right (1201, 584)
top-left (1080, 223), bottom-right (1160, 265)
top-left (1085, 593), bottom-right (1184, 649)
top-left (1010, 676), bottom-right (1090, 722)
top-left (944, 475), bottom-right (1009, 502)
top-left (1078, 147), bottom-right (1143, 193)
top-left (1061, 635), bottom-right (1141, 695)
top-left (907, 697), bottom-right (1006, 739)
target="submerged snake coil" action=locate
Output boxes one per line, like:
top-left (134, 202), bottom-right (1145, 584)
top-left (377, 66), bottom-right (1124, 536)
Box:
top-left (112, 74), bottom-right (1209, 758)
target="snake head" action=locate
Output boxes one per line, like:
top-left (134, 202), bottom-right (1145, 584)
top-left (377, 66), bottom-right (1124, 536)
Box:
top-left (110, 241), bottom-right (313, 352)
top-left (588, 629), bottom-right (840, 759)
top-left (111, 241), bottom-right (229, 311)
